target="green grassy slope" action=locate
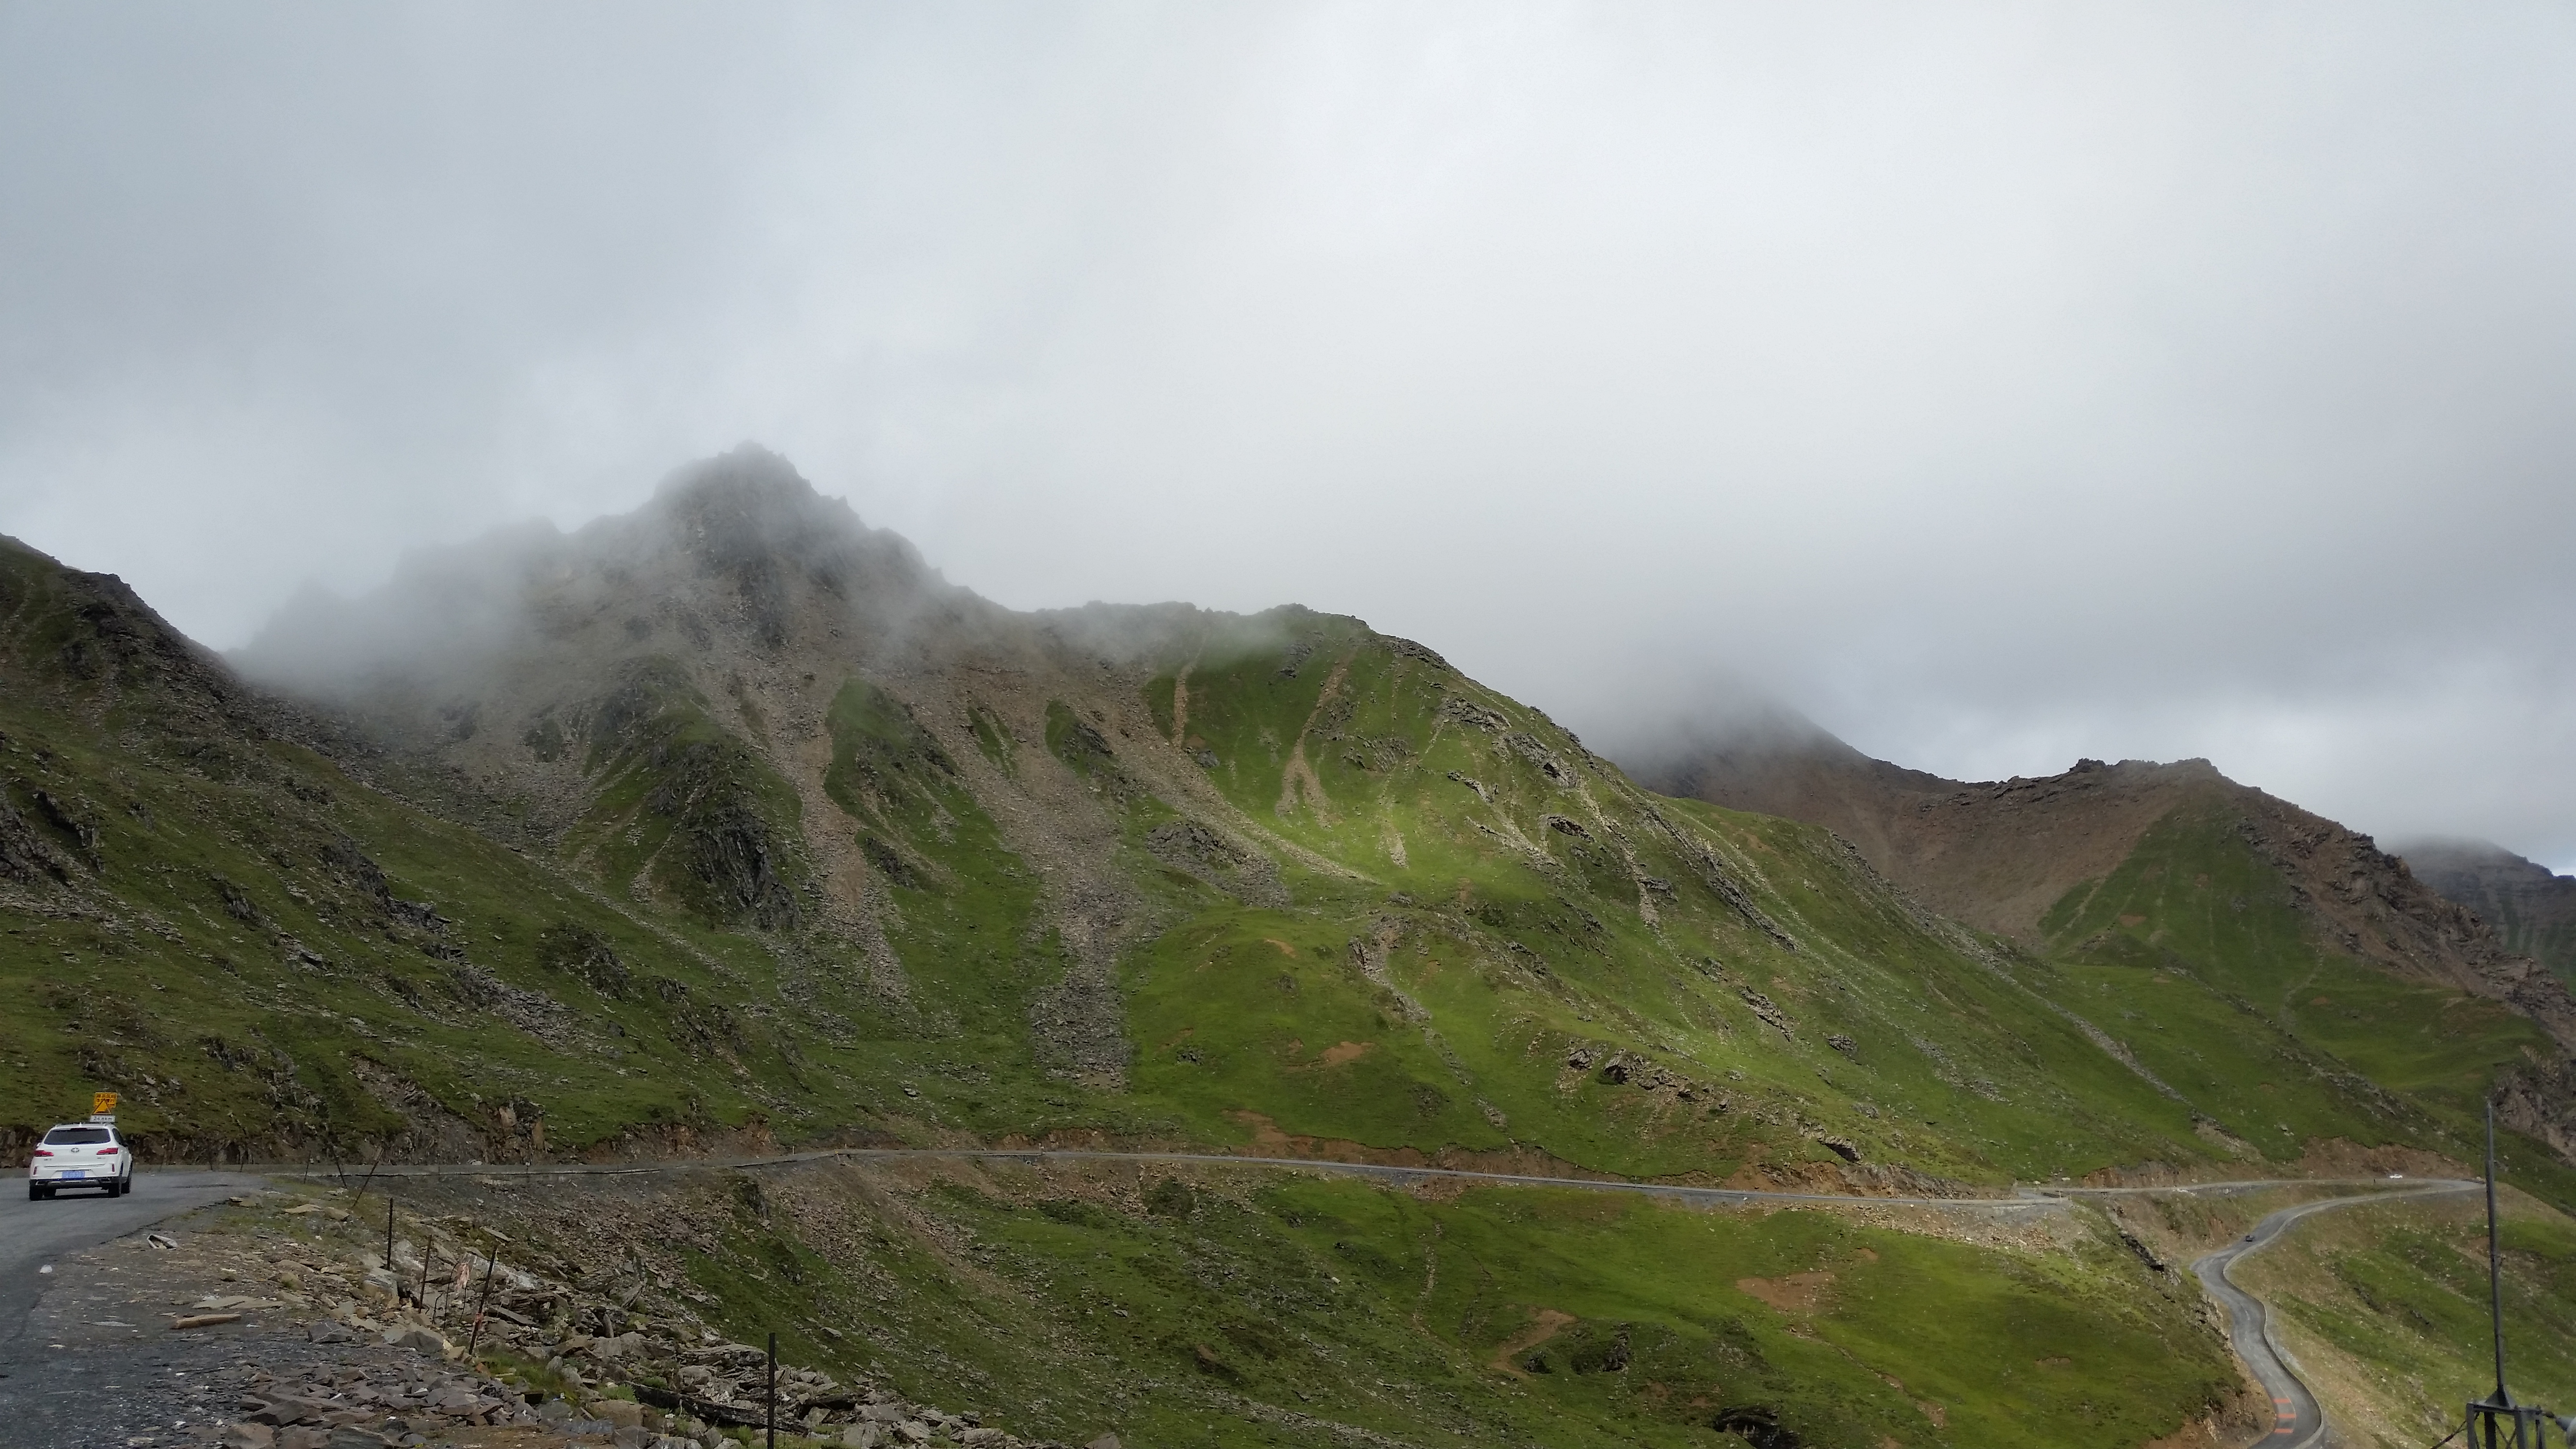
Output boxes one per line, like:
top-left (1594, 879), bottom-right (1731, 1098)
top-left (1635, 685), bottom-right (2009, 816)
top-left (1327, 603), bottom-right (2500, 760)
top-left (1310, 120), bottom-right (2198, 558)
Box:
top-left (1100, 617), bottom-right (2431, 1187)
top-left (2037, 795), bottom-right (2576, 1200)
top-left (406, 1156), bottom-right (2239, 1449)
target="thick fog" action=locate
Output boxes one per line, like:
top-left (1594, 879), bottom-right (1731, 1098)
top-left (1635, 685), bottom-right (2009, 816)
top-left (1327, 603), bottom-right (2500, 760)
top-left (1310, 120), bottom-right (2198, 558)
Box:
top-left (5, 4), bottom-right (2575, 870)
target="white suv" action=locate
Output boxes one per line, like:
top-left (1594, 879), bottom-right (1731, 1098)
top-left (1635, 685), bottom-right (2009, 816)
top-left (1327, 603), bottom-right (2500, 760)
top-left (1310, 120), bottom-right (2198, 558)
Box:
top-left (28, 1122), bottom-right (132, 1199)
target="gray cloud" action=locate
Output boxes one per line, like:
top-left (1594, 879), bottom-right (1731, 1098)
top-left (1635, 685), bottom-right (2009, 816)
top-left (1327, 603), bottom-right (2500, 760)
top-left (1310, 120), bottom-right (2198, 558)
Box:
top-left (5, 2), bottom-right (2575, 868)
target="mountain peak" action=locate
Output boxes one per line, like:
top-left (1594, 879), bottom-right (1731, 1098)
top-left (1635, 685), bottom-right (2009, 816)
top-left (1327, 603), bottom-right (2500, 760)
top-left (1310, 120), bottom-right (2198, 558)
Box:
top-left (238, 447), bottom-right (959, 701)
top-left (640, 444), bottom-right (906, 587)
top-left (651, 442), bottom-right (838, 531)
top-left (0, 533), bottom-right (265, 730)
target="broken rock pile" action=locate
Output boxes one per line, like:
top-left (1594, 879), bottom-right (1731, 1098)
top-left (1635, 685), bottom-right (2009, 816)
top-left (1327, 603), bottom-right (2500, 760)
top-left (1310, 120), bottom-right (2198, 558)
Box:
top-left (214, 1188), bottom-right (1088, 1449)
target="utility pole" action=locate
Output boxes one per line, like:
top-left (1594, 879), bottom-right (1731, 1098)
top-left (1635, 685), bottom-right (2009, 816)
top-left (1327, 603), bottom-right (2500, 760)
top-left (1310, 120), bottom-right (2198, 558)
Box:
top-left (2463, 1097), bottom-right (2566, 1448)
top-left (2489, 1095), bottom-right (2508, 1439)
top-left (2483, 1093), bottom-right (2504, 1423)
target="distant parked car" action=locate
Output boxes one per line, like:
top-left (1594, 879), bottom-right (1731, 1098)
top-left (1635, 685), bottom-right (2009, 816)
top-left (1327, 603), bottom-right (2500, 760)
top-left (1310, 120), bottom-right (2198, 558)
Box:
top-left (28, 1122), bottom-right (132, 1199)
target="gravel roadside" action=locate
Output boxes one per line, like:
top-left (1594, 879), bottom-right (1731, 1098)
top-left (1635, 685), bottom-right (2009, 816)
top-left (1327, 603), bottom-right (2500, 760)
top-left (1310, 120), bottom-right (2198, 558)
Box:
top-left (0, 1186), bottom-right (1093, 1449)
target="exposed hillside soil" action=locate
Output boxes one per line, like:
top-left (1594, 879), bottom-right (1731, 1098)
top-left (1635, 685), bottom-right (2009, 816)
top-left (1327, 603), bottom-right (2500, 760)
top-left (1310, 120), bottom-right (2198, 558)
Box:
top-left (1673, 749), bottom-right (2205, 944)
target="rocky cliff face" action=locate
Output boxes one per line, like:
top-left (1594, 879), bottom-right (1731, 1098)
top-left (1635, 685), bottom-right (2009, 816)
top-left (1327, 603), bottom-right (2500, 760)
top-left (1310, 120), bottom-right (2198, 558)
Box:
top-left (2397, 838), bottom-right (2576, 989)
top-left (232, 447), bottom-right (1293, 1088)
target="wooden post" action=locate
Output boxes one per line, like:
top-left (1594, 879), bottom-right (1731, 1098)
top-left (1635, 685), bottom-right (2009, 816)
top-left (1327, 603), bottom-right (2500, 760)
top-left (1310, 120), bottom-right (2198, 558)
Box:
top-left (766, 1332), bottom-right (777, 1449)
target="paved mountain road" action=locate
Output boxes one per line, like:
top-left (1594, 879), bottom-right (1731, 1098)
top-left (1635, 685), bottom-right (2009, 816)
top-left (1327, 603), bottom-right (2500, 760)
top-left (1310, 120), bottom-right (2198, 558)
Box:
top-left (316, 1146), bottom-right (2085, 1209)
top-left (2191, 1184), bottom-right (2478, 1448)
top-left (290, 1145), bottom-right (2466, 1213)
top-left (0, 1169), bottom-right (267, 1368)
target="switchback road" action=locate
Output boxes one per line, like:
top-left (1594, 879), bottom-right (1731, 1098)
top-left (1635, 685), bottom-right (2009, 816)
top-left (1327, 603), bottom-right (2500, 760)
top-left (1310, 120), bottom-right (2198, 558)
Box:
top-left (2190, 1184), bottom-right (2478, 1449)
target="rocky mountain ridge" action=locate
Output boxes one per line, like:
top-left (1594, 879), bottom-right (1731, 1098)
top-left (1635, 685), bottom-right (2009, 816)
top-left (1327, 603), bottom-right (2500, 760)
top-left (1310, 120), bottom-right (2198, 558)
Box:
top-left (1628, 724), bottom-right (2576, 1164)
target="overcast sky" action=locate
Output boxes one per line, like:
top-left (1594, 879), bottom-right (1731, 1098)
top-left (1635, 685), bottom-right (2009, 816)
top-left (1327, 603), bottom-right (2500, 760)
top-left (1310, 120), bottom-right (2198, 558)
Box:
top-left (5, 3), bottom-right (2575, 870)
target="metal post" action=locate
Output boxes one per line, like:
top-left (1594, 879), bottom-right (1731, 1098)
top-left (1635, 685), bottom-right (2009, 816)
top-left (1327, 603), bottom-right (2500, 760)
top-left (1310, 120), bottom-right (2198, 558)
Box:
top-left (766, 1332), bottom-right (777, 1449)
top-left (2489, 1098), bottom-right (2509, 1405)
top-left (465, 1252), bottom-right (498, 1359)
top-left (386, 1197), bottom-right (399, 1302)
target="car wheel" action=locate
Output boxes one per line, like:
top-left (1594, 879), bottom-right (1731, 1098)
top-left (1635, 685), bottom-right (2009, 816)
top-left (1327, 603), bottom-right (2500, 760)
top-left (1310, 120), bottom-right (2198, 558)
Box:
top-left (25, 1182), bottom-right (37, 1201)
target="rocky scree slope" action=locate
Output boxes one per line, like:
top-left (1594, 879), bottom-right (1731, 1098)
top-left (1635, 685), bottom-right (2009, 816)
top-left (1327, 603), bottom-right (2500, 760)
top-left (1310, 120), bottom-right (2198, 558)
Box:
top-left (1631, 724), bottom-right (2576, 1185)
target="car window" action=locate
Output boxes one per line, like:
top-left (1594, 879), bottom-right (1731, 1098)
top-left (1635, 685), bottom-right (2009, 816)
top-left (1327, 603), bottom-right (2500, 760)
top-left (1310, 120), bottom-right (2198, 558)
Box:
top-left (43, 1127), bottom-right (111, 1145)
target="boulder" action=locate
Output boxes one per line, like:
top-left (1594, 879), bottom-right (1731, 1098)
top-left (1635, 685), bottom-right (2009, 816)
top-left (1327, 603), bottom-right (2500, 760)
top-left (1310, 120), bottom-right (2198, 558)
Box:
top-left (382, 1324), bottom-right (448, 1355)
top-left (244, 1396), bottom-right (335, 1426)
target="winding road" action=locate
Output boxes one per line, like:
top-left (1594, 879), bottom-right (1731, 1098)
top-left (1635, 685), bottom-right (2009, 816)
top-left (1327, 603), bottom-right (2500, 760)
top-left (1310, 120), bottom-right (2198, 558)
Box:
top-left (2189, 1183), bottom-right (2479, 1448)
